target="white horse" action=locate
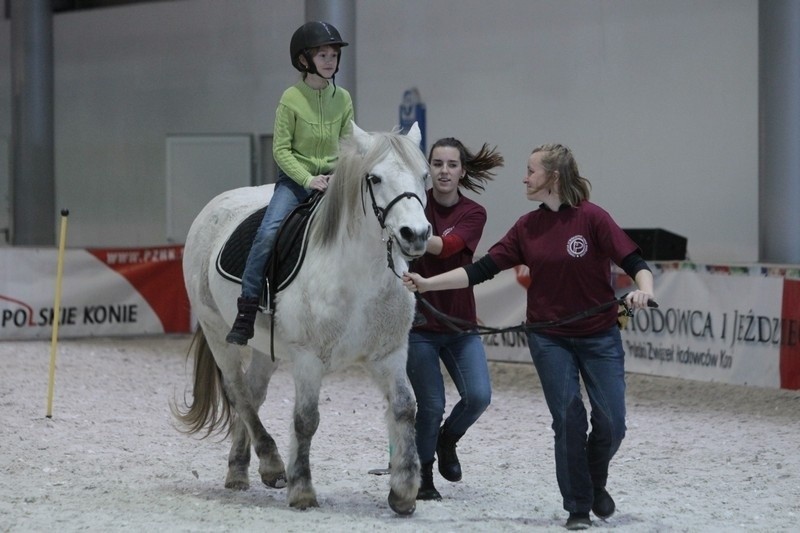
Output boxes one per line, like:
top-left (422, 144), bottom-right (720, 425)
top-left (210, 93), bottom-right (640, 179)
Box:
top-left (175, 122), bottom-right (431, 515)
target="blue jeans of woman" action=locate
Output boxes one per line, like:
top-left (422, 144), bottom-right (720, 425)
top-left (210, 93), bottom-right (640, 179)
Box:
top-left (406, 331), bottom-right (492, 464)
top-left (526, 326), bottom-right (626, 514)
top-left (240, 173), bottom-right (311, 299)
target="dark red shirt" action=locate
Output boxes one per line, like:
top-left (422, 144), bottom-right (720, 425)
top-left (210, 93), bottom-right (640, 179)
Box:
top-left (488, 201), bottom-right (638, 336)
top-left (412, 190), bottom-right (486, 333)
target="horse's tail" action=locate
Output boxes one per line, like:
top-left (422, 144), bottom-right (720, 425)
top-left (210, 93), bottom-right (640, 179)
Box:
top-left (171, 326), bottom-right (234, 439)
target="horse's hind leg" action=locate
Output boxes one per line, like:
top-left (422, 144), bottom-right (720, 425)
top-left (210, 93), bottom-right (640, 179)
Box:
top-left (248, 348), bottom-right (287, 488)
top-left (370, 352), bottom-right (420, 515)
top-left (286, 355), bottom-right (323, 509)
top-left (205, 334), bottom-right (286, 490)
top-left (225, 350), bottom-right (286, 489)
top-left (225, 418), bottom-right (251, 490)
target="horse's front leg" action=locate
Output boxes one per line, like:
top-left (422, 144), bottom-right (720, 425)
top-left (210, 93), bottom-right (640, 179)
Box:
top-left (287, 355), bottom-right (323, 509)
top-left (371, 351), bottom-right (420, 515)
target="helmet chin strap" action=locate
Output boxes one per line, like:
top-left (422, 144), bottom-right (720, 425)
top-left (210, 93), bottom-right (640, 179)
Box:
top-left (302, 52), bottom-right (340, 95)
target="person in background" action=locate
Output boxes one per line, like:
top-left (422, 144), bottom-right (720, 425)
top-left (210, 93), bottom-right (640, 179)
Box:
top-left (226, 21), bottom-right (353, 345)
top-left (407, 137), bottom-right (504, 500)
top-left (403, 143), bottom-right (654, 530)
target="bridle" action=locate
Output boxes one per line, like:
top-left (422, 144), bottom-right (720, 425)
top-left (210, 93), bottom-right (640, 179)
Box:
top-left (362, 173), bottom-right (425, 278)
top-left (364, 173), bottom-right (424, 228)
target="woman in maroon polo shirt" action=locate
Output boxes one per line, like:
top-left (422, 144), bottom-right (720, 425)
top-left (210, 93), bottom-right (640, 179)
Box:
top-left (406, 137), bottom-right (503, 501)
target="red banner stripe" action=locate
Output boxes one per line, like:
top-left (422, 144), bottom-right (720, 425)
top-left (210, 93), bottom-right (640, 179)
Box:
top-left (780, 279), bottom-right (800, 390)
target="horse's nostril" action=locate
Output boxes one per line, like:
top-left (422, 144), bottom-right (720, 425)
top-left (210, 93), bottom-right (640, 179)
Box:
top-left (400, 226), bottom-right (428, 247)
top-left (400, 227), bottom-right (415, 242)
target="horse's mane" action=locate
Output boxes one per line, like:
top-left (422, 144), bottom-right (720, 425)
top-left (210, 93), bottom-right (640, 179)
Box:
top-left (311, 128), bottom-right (428, 246)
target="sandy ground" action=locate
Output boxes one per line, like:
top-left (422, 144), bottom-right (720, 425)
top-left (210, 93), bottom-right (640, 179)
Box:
top-left (1, 334), bottom-right (799, 532)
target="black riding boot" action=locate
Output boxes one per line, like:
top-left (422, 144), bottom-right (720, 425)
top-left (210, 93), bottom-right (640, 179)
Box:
top-left (225, 296), bottom-right (260, 345)
top-left (436, 427), bottom-right (463, 482)
top-left (417, 461), bottom-right (442, 501)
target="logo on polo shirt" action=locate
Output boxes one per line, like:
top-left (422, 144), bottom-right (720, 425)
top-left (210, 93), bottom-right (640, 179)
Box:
top-left (567, 235), bottom-right (588, 257)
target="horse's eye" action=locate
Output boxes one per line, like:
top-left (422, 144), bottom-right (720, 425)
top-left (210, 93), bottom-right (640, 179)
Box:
top-left (368, 174), bottom-right (382, 185)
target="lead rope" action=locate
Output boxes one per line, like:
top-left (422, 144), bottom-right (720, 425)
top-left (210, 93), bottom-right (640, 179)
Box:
top-left (412, 293), bottom-right (652, 338)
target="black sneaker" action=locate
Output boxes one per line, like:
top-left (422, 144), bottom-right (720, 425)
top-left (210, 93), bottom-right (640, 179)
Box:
top-left (565, 512), bottom-right (592, 530)
top-left (592, 487), bottom-right (616, 519)
top-left (416, 484), bottom-right (442, 501)
top-left (436, 428), bottom-right (462, 482)
top-left (417, 461), bottom-right (442, 501)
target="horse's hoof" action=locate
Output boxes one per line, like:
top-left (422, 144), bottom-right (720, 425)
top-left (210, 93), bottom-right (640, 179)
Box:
top-left (261, 471), bottom-right (287, 489)
top-left (225, 464), bottom-right (250, 490)
top-left (224, 479), bottom-right (250, 491)
top-left (289, 497), bottom-right (319, 510)
top-left (388, 489), bottom-right (416, 516)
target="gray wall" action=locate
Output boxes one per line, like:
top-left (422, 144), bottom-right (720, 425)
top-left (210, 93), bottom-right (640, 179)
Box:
top-left (0, 0), bottom-right (758, 263)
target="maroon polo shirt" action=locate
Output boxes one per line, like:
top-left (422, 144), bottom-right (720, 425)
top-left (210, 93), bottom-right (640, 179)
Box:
top-left (488, 201), bottom-right (639, 336)
top-left (412, 190), bottom-right (486, 333)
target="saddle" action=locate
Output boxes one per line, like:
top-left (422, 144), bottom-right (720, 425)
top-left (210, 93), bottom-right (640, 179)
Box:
top-left (216, 190), bottom-right (323, 313)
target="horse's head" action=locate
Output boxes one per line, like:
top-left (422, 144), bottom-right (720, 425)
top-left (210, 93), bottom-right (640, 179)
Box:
top-left (315, 122), bottom-right (432, 262)
top-left (350, 122), bottom-right (432, 260)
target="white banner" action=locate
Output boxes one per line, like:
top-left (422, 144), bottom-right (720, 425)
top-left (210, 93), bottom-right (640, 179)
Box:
top-left (623, 269), bottom-right (782, 387)
top-left (0, 246), bottom-right (190, 340)
top-left (475, 261), bottom-right (800, 390)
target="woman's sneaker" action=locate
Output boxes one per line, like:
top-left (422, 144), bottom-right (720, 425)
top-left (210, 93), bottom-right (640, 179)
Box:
top-left (436, 428), bottom-right (462, 482)
top-left (565, 512), bottom-right (592, 530)
top-left (592, 487), bottom-right (616, 519)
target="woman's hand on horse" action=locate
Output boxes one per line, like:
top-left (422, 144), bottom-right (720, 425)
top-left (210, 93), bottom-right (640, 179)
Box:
top-left (309, 174), bottom-right (331, 192)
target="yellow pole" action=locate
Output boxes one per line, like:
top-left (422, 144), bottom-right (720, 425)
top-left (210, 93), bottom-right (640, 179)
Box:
top-left (46, 209), bottom-right (69, 418)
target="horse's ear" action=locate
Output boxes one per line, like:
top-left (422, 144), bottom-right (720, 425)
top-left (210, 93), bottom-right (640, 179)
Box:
top-left (406, 122), bottom-right (421, 146)
top-left (351, 121), bottom-right (372, 154)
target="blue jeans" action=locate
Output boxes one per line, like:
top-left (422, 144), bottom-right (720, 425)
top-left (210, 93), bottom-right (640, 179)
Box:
top-left (240, 173), bottom-right (311, 299)
top-left (526, 326), bottom-right (626, 514)
top-left (406, 331), bottom-right (492, 464)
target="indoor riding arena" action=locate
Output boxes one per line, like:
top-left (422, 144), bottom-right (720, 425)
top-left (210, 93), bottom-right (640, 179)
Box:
top-left (2, 1), bottom-right (799, 532)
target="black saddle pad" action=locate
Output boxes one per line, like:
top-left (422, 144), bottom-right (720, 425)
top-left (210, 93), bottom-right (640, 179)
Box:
top-left (216, 190), bottom-right (323, 310)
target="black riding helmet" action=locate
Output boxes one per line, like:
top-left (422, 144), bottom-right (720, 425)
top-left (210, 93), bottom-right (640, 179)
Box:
top-left (290, 21), bottom-right (348, 77)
